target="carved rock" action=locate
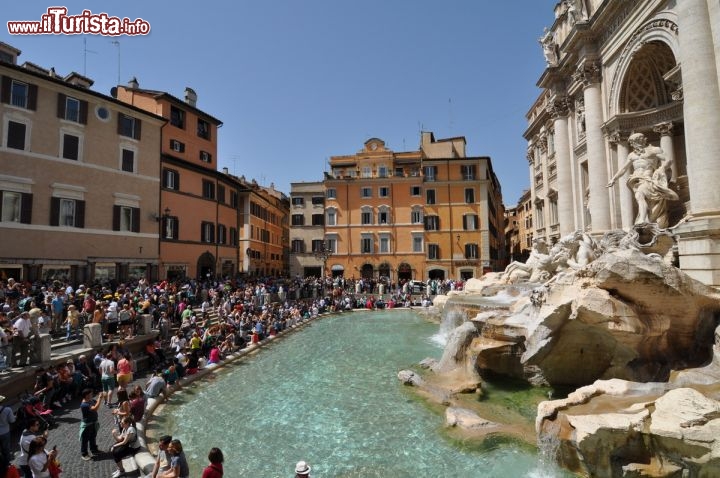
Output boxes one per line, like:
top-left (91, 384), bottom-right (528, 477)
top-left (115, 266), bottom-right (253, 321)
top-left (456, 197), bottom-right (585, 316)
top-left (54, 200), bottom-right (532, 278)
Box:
top-left (469, 249), bottom-right (720, 387)
top-left (537, 381), bottom-right (720, 478)
top-left (419, 357), bottom-right (439, 370)
top-left (445, 407), bottom-right (500, 431)
top-left (398, 369), bottom-right (424, 387)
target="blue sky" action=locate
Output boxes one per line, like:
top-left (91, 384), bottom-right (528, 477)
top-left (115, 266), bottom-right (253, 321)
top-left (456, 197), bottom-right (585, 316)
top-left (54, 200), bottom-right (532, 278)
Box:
top-left (2, 1), bottom-right (554, 205)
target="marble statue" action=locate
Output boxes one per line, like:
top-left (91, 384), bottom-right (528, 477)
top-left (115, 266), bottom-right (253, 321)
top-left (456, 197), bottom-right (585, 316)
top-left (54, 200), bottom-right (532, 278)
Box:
top-left (503, 237), bottom-right (553, 283)
top-left (607, 132), bottom-right (679, 228)
top-left (539, 28), bottom-right (558, 66)
top-left (557, 230), bottom-right (597, 270)
top-left (575, 102), bottom-right (585, 137)
top-left (564, 0), bottom-right (588, 23)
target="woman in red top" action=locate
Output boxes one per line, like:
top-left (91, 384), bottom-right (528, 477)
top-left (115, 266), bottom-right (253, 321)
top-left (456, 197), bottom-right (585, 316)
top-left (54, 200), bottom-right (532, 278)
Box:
top-left (201, 447), bottom-right (223, 478)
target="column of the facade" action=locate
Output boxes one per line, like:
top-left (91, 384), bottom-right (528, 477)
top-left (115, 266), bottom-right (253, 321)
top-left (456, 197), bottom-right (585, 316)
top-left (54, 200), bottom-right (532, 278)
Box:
top-left (707, 0), bottom-right (720, 98)
top-left (546, 96), bottom-right (574, 235)
top-left (675, 0), bottom-right (720, 287)
top-left (653, 123), bottom-right (678, 184)
top-left (608, 132), bottom-right (634, 229)
top-left (576, 60), bottom-right (611, 231)
top-left (526, 148), bottom-right (536, 239)
top-left (677, 0), bottom-right (720, 216)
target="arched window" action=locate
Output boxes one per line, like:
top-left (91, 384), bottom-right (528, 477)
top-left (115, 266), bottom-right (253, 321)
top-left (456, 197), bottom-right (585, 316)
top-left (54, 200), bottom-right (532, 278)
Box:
top-left (620, 42), bottom-right (676, 113)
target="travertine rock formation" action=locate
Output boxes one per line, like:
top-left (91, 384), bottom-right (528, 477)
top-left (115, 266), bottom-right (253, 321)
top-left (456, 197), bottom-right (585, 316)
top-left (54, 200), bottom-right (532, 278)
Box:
top-left (470, 248), bottom-right (720, 386)
top-left (536, 365), bottom-right (720, 477)
top-left (430, 229), bottom-right (720, 477)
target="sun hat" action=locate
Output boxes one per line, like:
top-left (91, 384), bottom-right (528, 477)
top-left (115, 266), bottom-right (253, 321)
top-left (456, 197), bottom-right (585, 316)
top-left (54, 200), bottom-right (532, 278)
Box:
top-left (295, 461), bottom-right (311, 474)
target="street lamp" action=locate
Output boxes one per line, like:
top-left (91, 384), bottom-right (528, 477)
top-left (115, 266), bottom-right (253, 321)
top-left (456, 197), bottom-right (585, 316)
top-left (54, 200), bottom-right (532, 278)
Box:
top-left (156, 207), bottom-right (171, 281)
top-left (313, 240), bottom-right (333, 278)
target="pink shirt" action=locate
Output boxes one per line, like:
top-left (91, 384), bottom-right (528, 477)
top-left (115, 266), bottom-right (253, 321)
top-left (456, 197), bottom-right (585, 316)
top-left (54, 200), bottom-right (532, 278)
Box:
top-left (117, 358), bottom-right (132, 375)
top-left (208, 348), bottom-right (221, 364)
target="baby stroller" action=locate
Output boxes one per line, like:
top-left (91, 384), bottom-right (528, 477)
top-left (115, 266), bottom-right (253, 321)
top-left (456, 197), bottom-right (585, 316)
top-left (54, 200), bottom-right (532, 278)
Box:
top-left (16, 392), bottom-right (57, 431)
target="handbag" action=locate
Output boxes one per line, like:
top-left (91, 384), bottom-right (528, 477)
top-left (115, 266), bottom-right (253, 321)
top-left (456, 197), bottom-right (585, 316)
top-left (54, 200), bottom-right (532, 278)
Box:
top-left (5, 465), bottom-right (21, 478)
top-left (47, 453), bottom-right (62, 478)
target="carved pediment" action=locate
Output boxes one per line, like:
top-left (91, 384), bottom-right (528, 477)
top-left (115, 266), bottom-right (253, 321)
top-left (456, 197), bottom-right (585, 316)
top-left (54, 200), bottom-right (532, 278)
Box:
top-left (363, 138), bottom-right (386, 152)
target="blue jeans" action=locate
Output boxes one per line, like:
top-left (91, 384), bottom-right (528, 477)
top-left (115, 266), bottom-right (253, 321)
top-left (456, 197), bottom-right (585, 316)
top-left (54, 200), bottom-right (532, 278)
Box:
top-left (66, 323), bottom-right (78, 340)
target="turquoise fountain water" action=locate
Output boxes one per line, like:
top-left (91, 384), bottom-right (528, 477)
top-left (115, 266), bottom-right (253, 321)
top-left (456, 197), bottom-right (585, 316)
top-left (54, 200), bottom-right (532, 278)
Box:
top-left (156, 310), bottom-right (574, 477)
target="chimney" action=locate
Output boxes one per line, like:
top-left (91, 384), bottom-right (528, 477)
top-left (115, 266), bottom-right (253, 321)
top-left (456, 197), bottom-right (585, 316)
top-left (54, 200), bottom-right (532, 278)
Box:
top-left (0, 42), bottom-right (21, 65)
top-left (222, 167), bottom-right (229, 175)
top-left (184, 87), bottom-right (197, 107)
top-left (64, 71), bottom-right (94, 89)
top-left (128, 76), bottom-right (139, 89)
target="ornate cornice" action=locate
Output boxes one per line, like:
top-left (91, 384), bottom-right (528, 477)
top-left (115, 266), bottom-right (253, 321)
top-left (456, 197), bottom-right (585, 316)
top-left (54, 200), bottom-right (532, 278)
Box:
top-left (597, 2), bottom-right (636, 47)
top-left (601, 102), bottom-right (683, 138)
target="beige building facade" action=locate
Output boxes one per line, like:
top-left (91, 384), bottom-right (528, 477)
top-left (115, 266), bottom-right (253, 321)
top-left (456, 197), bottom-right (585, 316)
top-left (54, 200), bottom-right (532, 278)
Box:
top-left (526, 0), bottom-right (720, 286)
top-left (0, 43), bottom-right (164, 284)
top-left (288, 181), bottom-right (325, 278)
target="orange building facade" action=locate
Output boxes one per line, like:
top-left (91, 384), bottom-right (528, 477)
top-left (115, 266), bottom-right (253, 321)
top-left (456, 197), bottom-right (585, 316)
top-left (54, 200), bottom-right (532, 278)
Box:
top-left (322, 132), bottom-right (505, 283)
top-left (116, 81), bottom-right (241, 279)
top-left (238, 179), bottom-right (289, 278)
top-left (504, 189), bottom-right (533, 265)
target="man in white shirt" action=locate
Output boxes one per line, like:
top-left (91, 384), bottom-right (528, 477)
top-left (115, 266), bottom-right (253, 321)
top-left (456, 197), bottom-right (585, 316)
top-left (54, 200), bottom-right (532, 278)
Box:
top-left (99, 353), bottom-right (117, 406)
top-left (106, 300), bottom-right (119, 340)
top-left (12, 312), bottom-right (32, 367)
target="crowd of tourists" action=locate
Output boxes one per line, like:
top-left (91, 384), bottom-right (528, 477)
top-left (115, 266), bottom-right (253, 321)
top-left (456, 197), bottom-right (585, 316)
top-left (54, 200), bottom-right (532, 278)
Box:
top-left (0, 274), bottom-right (455, 371)
top-left (0, 273), bottom-right (459, 477)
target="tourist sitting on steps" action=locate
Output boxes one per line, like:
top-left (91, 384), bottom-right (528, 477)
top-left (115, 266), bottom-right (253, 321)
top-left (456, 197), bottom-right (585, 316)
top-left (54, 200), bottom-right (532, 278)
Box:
top-left (110, 416), bottom-right (141, 478)
top-left (163, 439), bottom-right (189, 478)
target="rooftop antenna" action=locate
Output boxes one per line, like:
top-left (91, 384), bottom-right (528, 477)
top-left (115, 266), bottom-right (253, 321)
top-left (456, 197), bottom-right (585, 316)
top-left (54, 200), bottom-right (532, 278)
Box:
top-left (110, 40), bottom-right (121, 85)
top-left (82, 37), bottom-right (97, 76)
